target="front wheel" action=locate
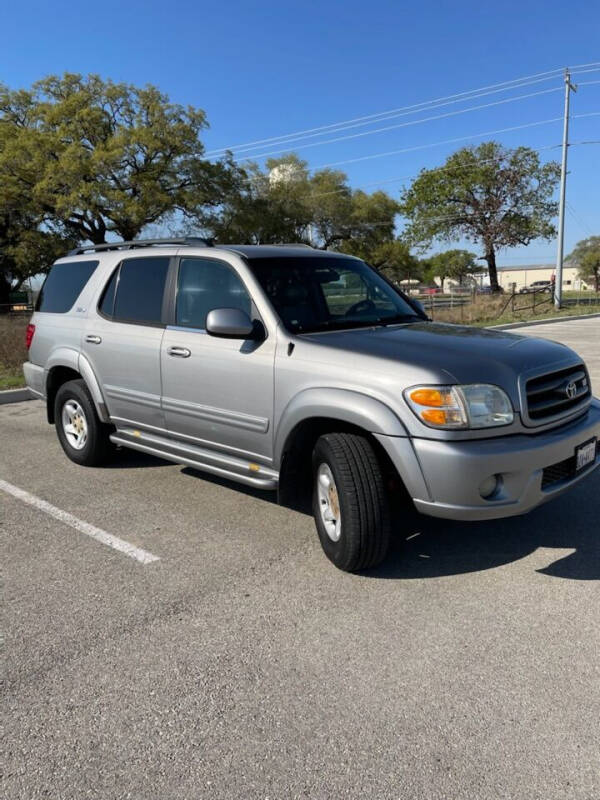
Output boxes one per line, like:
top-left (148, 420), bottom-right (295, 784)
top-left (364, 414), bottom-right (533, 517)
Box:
top-left (312, 433), bottom-right (391, 572)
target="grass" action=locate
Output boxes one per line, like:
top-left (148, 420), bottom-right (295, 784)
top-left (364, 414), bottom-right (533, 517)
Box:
top-left (427, 294), bottom-right (600, 327)
top-left (0, 315), bottom-right (28, 389)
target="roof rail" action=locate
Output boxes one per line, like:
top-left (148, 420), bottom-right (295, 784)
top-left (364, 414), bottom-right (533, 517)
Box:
top-left (267, 242), bottom-right (315, 249)
top-left (67, 236), bottom-right (214, 256)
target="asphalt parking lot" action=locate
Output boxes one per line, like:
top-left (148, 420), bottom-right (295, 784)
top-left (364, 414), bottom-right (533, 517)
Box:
top-left (2, 317), bottom-right (599, 800)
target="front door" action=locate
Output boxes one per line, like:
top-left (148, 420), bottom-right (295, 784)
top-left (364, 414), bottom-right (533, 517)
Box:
top-left (160, 256), bottom-right (275, 462)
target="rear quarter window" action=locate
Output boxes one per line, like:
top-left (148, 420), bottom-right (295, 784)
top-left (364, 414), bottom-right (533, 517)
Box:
top-left (36, 260), bottom-right (99, 313)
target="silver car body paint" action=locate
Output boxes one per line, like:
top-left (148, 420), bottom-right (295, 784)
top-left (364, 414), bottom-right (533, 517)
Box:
top-left (24, 244), bottom-right (600, 518)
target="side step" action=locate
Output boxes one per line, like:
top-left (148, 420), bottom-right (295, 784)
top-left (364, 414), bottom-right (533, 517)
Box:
top-left (110, 427), bottom-right (278, 490)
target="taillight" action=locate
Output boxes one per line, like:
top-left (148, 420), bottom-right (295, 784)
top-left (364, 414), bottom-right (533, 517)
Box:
top-left (25, 323), bottom-right (36, 350)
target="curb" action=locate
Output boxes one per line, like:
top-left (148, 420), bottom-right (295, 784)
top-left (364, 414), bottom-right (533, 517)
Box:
top-left (489, 311), bottom-right (600, 331)
top-left (0, 387), bottom-right (33, 405)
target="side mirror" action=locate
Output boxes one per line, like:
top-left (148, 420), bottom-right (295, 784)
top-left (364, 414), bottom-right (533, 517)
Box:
top-left (206, 307), bottom-right (255, 339)
top-left (411, 299), bottom-right (426, 316)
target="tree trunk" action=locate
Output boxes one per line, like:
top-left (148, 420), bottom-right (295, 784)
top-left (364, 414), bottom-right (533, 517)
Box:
top-left (0, 275), bottom-right (11, 314)
top-left (485, 245), bottom-right (500, 292)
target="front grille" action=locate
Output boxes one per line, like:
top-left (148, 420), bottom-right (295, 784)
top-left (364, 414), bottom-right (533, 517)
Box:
top-left (525, 364), bottom-right (591, 423)
top-left (541, 440), bottom-right (600, 490)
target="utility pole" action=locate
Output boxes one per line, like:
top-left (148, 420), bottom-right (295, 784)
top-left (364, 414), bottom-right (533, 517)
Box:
top-left (555, 68), bottom-right (577, 309)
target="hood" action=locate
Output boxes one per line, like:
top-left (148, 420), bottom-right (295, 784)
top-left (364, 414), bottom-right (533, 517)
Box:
top-left (303, 321), bottom-right (580, 404)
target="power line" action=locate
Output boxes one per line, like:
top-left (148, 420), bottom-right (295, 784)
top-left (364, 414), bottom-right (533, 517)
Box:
top-left (571, 66), bottom-right (600, 77)
top-left (207, 74), bottom-right (564, 158)
top-left (312, 112), bottom-right (600, 170)
top-left (308, 142), bottom-right (563, 199)
top-left (310, 116), bottom-right (563, 170)
top-left (566, 202), bottom-right (595, 236)
top-left (570, 61), bottom-right (600, 70)
top-left (230, 87), bottom-right (564, 162)
top-left (207, 63), bottom-right (600, 158)
top-left (205, 66), bottom-right (567, 156)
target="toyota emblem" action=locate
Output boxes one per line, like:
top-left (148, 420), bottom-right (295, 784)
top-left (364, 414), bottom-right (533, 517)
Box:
top-left (565, 381), bottom-right (577, 399)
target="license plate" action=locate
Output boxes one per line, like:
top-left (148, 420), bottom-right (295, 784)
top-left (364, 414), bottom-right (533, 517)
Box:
top-left (575, 438), bottom-right (597, 472)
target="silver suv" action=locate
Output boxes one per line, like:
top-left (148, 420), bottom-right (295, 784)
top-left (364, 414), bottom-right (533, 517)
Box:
top-left (23, 239), bottom-right (600, 571)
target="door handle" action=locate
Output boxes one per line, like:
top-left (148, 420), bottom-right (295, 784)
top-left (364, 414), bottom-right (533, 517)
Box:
top-left (85, 335), bottom-right (102, 344)
top-left (167, 346), bottom-right (191, 358)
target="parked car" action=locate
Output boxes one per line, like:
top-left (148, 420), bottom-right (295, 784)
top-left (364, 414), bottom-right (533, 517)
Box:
top-left (476, 286), bottom-right (503, 295)
top-left (447, 285), bottom-right (472, 295)
top-left (519, 280), bottom-right (553, 294)
top-left (419, 285), bottom-right (442, 295)
top-left (23, 239), bottom-right (600, 571)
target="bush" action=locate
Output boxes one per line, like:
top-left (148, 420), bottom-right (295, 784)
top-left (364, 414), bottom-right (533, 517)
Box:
top-left (0, 315), bottom-right (28, 388)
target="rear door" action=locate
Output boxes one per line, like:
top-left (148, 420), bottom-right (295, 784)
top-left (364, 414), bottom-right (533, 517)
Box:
top-left (82, 255), bottom-right (171, 431)
top-left (160, 256), bottom-right (275, 461)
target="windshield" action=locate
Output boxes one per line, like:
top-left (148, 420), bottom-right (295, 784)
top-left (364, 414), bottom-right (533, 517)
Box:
top-left (247, 256), bottom-right (421, 334)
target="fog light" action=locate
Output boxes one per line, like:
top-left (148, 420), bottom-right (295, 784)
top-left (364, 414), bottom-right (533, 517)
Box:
top-left (479, 475), bottom-right (500, 499)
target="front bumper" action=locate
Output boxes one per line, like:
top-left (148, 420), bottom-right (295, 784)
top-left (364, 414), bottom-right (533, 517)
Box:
top-left (377, 399), bottom-right (600, 521)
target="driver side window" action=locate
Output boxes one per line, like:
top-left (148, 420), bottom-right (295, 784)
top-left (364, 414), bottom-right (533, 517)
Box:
top-left (176, 258), bottom-right (251, 330)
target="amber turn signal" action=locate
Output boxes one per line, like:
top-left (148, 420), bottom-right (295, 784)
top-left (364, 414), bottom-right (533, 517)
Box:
top-left (421, 408), bottom-right (449, 425)
top-left (409, 388), bottom-right (445, 407)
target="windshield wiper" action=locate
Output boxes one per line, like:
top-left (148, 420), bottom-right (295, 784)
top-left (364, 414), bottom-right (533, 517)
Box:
top-left (295, 315), bottom-right (419, 334)
top-left (373, 314), bottom-right (420, 326)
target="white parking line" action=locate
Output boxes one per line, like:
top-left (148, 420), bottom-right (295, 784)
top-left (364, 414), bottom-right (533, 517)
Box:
top-left (0, 479), bottom-right (160, 565)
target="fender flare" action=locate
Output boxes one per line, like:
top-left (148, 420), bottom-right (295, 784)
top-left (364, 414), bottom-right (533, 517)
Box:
top-left (78, 354), bottom-right (110, 423)
top-left (45, 349), bottom-right (110, 424)
top-left (274, 387), bottom-right (409, 467)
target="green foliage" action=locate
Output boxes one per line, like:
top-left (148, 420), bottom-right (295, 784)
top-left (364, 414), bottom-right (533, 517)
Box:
top-left (209, 155), bottom-right (312, 244)
top-left (568, 236), bottom-right (600, 291)
top-left (400, 142), bottom-right (560, 290)
top-left (0, 72), bottom-right (240, 244)
top-left (0, 207), bottom-right (74, 306)
top-left (208, 154), bottom-right (400, 254)
top-left (0, 105), bottom-right (75, 304)
top-left (425, 249), bottom-right (483, 290)
top-left (341, 238), bottom-right (422, 284)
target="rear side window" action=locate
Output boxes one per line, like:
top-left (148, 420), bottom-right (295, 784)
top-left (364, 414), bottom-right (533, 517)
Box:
top-left (110, 257), bottom-right (170, 325)
top-left (98, 267), bottom-right (119, 317)
top-left (36, 260), bottom-right (99, 313)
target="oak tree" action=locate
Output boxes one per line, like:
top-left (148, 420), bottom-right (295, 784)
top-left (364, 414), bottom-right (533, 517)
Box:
top-left (400, 142), bottom-right (560, 291)
top-left (568, 236), bottom-right (600, 292)
top-left (0, 73), bottom-right (239, 245)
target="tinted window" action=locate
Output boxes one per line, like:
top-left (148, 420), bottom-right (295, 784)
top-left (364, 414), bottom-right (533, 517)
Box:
top-left (113, 257), bottom-right (170, 324)
top-left (247, 256), bottom-right (419, 333)
top-left (176, 258), bottom-right (251, 329)
top-left (98, 267), bottom-right (119, 317)
top-left (36, 260), bottom-right (99, 313)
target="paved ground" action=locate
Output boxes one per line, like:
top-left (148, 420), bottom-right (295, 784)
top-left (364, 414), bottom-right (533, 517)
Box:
top-left (2, 318), bottom-right (599, 800)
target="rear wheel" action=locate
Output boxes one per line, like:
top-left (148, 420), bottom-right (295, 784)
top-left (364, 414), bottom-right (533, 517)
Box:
top-left (54, 379), bottom-right (112, 466)
top-left (312, 432), bottom-right (391, 572)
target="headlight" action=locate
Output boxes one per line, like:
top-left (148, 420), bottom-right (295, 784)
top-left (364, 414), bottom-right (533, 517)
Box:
top-left (404, 384), bottom-right (514, 429)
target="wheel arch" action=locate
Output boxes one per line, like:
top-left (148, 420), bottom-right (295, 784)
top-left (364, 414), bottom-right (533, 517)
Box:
top-left (275, 389), bottom-right (410, 510)
top-left (274, 388), bottom-right (408, 468)
top-left (45, 349), bottom-right (109, 425)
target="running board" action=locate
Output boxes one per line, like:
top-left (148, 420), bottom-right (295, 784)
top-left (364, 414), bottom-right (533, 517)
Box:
top-left (110, 429), bottom-right (278, 490)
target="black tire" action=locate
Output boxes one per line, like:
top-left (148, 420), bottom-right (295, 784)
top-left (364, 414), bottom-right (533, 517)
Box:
top-left (54, 379), bottom-right (112, 466)
top-left (312, 432), bottom-right (391, 572)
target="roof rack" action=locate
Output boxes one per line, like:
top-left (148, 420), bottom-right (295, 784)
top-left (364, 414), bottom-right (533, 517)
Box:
top-left (67, 236), bottom-right (214, 256)
top-left (263, 243), bottom-right (315, 249)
